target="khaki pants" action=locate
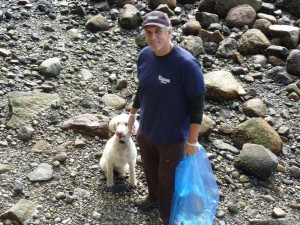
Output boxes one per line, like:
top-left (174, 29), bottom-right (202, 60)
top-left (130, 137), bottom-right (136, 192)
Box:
top-left (136, 130), bottom-right (184, 225)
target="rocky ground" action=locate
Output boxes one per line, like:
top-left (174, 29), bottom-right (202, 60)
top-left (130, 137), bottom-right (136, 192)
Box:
top-left (0, 0), bottom-right (300, 225)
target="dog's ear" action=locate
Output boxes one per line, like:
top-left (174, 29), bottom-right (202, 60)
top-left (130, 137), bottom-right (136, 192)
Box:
top-left (109, 116), bottom-right (118, 133)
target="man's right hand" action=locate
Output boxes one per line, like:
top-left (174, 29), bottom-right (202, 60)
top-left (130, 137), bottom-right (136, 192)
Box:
top-left (128, 114), bottom-right (137, 135)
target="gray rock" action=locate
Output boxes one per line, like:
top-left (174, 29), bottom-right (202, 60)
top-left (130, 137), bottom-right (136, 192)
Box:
top-left (242, 98), bottom-right (268, 117)
top-left (0, 164), bottom-right (11, 174)
top-left (39, 57), bottom-right (62, 78)
top-left (85, 14), bottom-right (110, 32)
top-left (238, 29), bottom-right (270, 55)
top-left (27, 163), bottom-right (53, 181)
top-left (18, 125), bottom-right (34, 141)
top-left (234, 143), bottom-right (278, 179)
top-left (217, 38), bottom-right (239, 57)
top-left (269, 25), bottom-right (300, 49)
top-left (101, 94), bottom-right (126, 110)
top-left (180, 35), bottom-right (204, 57)
top-left (118, 4), bottom-right (142, 29)
top-left (289, 165), bottom-right (300, 178)
top-left (286, 49), bottom-right (300, 76)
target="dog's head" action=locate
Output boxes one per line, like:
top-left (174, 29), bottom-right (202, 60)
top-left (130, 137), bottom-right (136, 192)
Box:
top-left (109, 114), bottom-right (139, 140)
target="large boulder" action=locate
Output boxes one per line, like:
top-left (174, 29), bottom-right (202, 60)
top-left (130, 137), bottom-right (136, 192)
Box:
top-left (118, 4), bottom-right (142, 29)
top-left (179, 35), bottom-right (204, 57)
top-left (148, 0), bottom-right (177, 10)
top-left (238, 29), bottom-right (270, 55)
top-left (241, 98), bottom-right (268, 117)
top-left (286, 50), bottom-right (300, 77)
top-left (275, 0), bottom-right (300, 18)
top-left (269, 25), bottom-right (300, 49)
top-left (7, 91), bottom-right (60, 129)
top-left (204, 70), bottom-right (246, 101)
top-left (61, 114), bottom-right (110, 138)
top-left (85, 14), bottom-right (110, 32)
top-left (214, 0), bottom-right (262, 17)
top-left (225, 4), bottom-right (256, 28)
top-left (199, 114), bottom-right (216, 137)
top-left (231, 118), bottom-right (283, 155)
top-left (0, 199), bottom-right (37, 225)
top-left (234, 143), bottom-right (278, 180)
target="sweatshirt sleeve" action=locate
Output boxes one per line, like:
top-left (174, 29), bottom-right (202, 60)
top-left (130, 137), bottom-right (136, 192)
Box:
top-left (132, 85), bottom-right (141, 109)
top-left (188, 93), bottom-right (205, 124)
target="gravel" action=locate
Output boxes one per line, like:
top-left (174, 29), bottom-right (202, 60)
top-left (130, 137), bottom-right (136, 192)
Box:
top-left (0, 0), bottom-right (299, 225)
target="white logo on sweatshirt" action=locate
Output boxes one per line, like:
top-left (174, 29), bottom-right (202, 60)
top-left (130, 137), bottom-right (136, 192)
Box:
top-left (158, 75), bottom-right (170, 84)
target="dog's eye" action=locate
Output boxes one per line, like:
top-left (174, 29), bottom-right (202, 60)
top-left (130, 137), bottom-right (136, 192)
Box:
top-left (125, 123), bottom-right (128, 126)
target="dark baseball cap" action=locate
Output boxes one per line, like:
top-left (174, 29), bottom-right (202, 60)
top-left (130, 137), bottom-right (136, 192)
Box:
top-left (142, 11), bottom-right (171, 28)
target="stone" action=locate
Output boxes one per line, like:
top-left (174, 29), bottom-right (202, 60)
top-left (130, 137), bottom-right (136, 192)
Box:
top-left (234, 143), bottom-right (278, 179)
top-left (39, 57), bottom-right (62, 78)
top-left (0, 199), bottom-right (37, 225)
top-left (231, 118), bottom-right (283, 154)
top-left (204, 70), bottom-right (246, 101)
top-left (61, 113), bottom-right (110, 138)
top-left (27, 163), bottom-right (53, 181)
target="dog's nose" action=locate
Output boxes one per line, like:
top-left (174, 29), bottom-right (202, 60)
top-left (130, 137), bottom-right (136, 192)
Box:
top-left (116, 131), bottom-right (123, 137)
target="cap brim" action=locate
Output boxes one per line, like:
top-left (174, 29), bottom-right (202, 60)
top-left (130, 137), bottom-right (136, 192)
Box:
top-left (142, 23), bottom-right (167, 28)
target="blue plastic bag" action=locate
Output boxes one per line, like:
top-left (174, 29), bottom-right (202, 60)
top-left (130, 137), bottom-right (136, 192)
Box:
top-left (169, 145), bottom-right (219, 225)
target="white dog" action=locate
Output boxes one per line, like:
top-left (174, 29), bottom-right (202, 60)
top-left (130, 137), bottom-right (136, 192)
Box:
top-left (100, 114), bottom-right (139, 188)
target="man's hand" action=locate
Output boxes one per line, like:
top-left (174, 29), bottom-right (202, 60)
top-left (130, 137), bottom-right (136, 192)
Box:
top-left (128, 114), bottom-right (137, 135)
top-left (184, 142), bottom-right (200, 156)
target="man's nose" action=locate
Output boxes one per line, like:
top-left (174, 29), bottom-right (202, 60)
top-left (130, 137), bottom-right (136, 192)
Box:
top-left (148, 32), bottom-right (156, 39)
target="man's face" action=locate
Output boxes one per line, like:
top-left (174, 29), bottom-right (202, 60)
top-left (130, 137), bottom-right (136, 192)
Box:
top-left (144, 25), bottom-right (172, 56)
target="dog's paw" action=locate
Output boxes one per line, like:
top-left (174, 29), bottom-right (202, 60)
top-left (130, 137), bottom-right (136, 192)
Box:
top-left (107, 184), bottom-right (131, 193)
top-left (107, 181), bottom-right (114, 188)
top-left (129, 179), bottom-right (137, 188)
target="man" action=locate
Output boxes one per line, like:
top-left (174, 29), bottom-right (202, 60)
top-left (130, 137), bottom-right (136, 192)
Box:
top-left (128, 10), bottom-right (206, 225)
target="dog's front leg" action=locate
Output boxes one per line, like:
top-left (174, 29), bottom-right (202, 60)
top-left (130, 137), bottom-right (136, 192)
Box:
top-left (128, 161), bottom-right (137, 188)
top-left (106, 163), bottom-right (114, 187)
